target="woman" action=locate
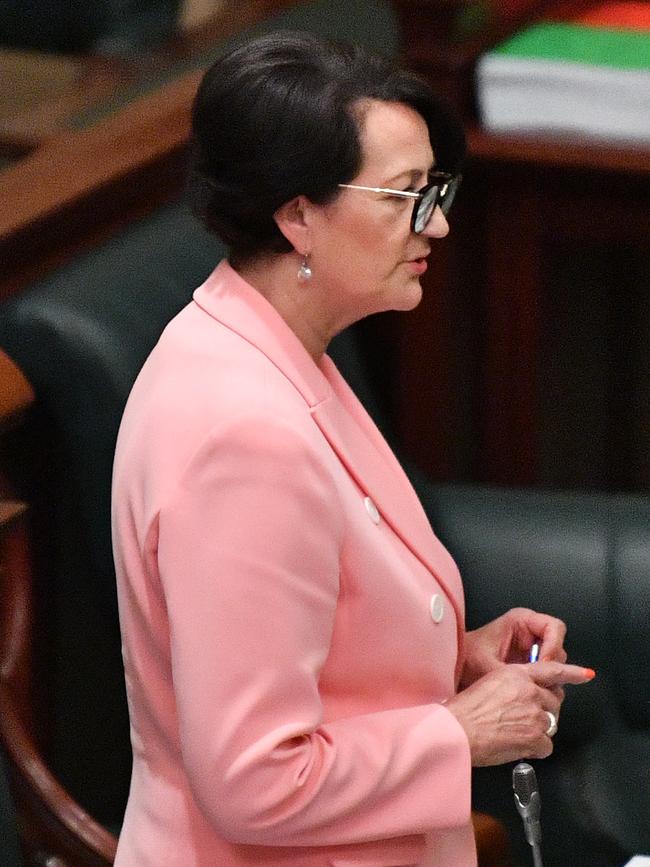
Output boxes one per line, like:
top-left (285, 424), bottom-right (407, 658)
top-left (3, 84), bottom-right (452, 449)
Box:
top-left (111, 31), bottom-right (594, 866)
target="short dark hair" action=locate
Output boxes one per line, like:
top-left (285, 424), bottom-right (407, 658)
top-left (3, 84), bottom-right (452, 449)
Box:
top-left (188, 30), bottom-right (465, 263)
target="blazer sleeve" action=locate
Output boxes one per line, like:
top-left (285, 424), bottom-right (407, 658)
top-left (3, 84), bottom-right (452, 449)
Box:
top-left (157, 414), bottom-right (471, 847)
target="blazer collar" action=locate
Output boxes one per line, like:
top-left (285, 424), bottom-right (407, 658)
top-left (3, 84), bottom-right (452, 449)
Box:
top-left (193, 262), bottom-right (465, 638)
top-left (193, 260), bottom-right (332, 409)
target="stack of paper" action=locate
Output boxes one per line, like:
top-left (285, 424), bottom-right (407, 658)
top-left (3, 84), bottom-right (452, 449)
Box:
top-left (476, 2), bottom-right (650, 143)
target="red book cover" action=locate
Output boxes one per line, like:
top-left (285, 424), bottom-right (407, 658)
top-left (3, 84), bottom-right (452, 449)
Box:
top-left (571, 2), bottom-right (650, 30)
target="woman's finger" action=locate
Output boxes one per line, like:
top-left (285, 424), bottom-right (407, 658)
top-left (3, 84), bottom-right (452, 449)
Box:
top-left (527, 661), bottom-right (595, 687)
top-left (536, 685), bottom-right (563, 718)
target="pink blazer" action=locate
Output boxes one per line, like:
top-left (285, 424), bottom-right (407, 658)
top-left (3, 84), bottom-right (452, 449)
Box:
top-left (112, 261), bottom-right (476, 867)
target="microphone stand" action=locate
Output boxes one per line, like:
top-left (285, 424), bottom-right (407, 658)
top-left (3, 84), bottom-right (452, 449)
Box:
top-left (513, 762), bottom-right (544, 867)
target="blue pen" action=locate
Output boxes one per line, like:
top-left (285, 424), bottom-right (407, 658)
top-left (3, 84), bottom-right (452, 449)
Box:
top-left (529, 643), bottom-right (540, 663)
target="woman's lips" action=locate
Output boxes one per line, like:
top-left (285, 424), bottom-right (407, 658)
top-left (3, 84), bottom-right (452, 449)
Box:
top-left (407, 257), bottom-right (428, 275)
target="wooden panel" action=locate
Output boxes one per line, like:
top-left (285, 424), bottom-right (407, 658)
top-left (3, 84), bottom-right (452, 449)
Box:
top-left (480, 165), bottom-right (543, 485)
top-left (467, 124), bottom-right (650, 176)
top-left (389, 236), bottom-right (458, 478)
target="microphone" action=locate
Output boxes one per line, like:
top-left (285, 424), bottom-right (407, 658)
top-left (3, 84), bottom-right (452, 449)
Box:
top-left (512, 762), bottom-right (544, 867)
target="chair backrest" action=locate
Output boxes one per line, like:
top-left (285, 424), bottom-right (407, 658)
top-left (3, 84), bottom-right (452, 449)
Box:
top-left (0, 203), bottom-right (213, 824)
top-left (422, 482), bottom-right (650, 864)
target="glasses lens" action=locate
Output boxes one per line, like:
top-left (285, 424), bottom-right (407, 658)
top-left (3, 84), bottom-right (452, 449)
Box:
top-left (439, 175), bottom-right (461, 216)
top-left (413, 185), bottom-right (438, 233)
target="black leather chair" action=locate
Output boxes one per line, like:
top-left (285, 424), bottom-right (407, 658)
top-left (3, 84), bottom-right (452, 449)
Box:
top-left (0, 196), bottom-right (648, 866)
top-left (0, 205), bottom-right (223, 847)
top-left (420, 481), bottom-right (650, 866)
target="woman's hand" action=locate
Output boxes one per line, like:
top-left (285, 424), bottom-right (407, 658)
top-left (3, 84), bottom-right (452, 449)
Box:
top-left (446, 661), bottom-right (594, 766)
top-left (460, 607), bottom-right (567, 688)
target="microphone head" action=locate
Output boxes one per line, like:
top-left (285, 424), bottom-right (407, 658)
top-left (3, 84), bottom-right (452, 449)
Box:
top-left (513, 762), bottom-right (538, 807)
top-left (513, 762), bottom-right (543, 847)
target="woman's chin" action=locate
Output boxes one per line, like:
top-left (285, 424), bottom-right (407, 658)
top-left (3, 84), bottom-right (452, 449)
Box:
top-left (396, 278), bottom-right (424, 311)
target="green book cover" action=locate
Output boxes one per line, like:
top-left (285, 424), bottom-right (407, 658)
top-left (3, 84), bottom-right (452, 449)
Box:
top-left (492, 22), bottom-right (650, 72)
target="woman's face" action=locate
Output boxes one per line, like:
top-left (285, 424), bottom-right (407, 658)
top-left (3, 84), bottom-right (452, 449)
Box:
top-left (308, 99), bottom-right (449, 329)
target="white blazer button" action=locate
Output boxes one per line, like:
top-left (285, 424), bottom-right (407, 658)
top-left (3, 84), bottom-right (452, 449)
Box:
top-left (364, 496), bottom-right (380, 524)
top-left (430, 594), bottom-right (445, 623)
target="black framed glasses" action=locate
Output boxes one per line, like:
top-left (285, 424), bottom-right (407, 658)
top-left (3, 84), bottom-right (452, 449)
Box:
top-left (338, 171), bottom-right (462, 233)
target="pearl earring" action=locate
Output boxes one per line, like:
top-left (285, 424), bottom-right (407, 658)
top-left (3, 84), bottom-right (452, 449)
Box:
top-left (297, 254), bottom-right (312, 281)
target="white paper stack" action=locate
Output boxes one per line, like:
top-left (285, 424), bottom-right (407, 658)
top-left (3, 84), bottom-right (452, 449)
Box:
top-left (476, 12), bottom-right (650, 144)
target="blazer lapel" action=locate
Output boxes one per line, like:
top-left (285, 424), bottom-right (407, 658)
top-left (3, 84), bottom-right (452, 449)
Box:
top-left (193, 261), bottom-right (465, 665)
top-left (312, 361), bottom-right (465, 638)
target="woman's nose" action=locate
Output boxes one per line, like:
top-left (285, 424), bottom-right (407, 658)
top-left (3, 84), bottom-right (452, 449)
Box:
top-left (420, 205), bottom-right (449, 239)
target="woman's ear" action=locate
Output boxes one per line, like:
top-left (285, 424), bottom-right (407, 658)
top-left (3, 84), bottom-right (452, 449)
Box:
top-left (273, 195), bottom-right (313, 254)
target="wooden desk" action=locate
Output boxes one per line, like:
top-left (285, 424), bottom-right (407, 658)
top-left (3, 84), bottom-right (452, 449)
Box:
top-left (0, 1), bottom-right (302, 160)
top-left (0, 49), bottom-right (132, 159)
